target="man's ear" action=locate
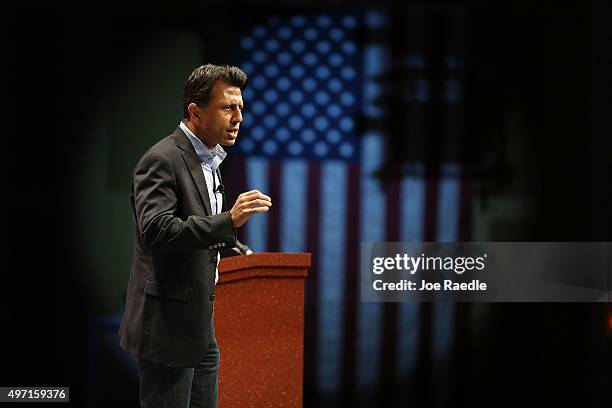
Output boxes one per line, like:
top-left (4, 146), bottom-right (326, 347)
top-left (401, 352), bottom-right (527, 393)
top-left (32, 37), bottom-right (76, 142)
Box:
top-left (188, 103), bottom-right (201, 120)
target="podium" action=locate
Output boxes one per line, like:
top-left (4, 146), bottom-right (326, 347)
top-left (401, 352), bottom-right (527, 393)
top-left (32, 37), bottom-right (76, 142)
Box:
top-left (216, 252), bottom-right (311, 408)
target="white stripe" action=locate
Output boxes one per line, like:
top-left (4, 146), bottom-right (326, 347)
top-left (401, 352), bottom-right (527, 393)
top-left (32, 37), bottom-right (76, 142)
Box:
top-left (280, 159), bottom-right (308, 252)
top-left (400, 163), bottom-right (426, 242)
top-left (356, 131), bottom-right (386, 387)
top-left (433, 302), bottom-right (455, 361)
top-left (317, 160), bottom-right (348, 393)
top-left (436, 162), bottom-right (461, 242)
top-left (396, 164), bottom-right (426, 379)
top-left (244, 157), bottom-right (269, 252)
top-left (356, 38), bottom-right (390, 389)
top-left (433, 162), bottom-right (461, 363)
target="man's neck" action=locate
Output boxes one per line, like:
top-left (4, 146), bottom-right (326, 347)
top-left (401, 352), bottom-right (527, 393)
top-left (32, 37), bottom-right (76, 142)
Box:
top-left (184, 120), bottom-right (217, 149)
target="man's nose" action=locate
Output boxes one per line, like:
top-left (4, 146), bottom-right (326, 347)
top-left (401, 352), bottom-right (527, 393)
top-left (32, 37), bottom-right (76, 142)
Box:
top-left (233, 109), bottom-right (242, 123)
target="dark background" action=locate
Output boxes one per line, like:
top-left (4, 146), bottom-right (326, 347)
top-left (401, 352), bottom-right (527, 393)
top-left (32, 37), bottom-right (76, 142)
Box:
top-left (7, 1), bottom-right (611, 407)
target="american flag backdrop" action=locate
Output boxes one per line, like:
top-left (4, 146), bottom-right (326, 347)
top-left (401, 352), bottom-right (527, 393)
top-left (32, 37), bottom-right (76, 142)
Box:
top-left (227, 8), bottom-right (472, 406)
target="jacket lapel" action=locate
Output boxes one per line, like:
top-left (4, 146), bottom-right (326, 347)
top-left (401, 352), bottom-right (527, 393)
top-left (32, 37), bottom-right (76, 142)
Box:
top-left (172, 128), bottom-right (213, 216)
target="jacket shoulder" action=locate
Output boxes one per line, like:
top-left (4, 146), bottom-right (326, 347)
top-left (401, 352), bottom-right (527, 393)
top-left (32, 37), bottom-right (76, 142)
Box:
top-left (135, 130), bottom-right (184, 168)
top-left (148, 132), bottom-right (181, 157)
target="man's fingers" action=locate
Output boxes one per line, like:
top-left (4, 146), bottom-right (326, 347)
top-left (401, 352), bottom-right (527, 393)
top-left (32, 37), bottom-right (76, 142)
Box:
top-left (239, 189), bottom-right (264, 199)
top-left (241, 198), bottom-right (272, 208)
top-left (242, 206), bottom-right (270, 214)
top-left (238, 190), bottom-right (271, 202)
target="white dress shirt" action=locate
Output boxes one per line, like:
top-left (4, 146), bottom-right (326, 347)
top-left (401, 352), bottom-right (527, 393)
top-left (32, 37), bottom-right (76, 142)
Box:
top-left (179, 121), bottom-right (227, 284)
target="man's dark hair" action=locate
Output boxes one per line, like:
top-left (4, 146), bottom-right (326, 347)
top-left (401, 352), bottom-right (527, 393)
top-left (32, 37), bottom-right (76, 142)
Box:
top-left (183, 64), bottom-right (248, 118)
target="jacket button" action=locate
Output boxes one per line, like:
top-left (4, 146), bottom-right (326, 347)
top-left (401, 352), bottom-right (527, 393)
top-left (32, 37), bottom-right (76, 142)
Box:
top-left (210, 293), bottom-right (215, 301)
top-left (211, 256), bottom-right (217, 264)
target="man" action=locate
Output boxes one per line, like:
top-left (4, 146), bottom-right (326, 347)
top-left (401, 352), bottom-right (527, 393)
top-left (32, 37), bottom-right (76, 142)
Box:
top-left (118, 64), bottom-right (272, 407)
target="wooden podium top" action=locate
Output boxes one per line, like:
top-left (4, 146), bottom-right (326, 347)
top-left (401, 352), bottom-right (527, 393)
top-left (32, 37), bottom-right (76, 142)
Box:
top-left (218, 252), bottom-right (311, 284)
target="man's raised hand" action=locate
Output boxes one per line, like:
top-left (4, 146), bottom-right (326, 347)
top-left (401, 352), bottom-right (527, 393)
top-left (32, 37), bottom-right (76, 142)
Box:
top-left (230, 190), bottom-right (272, 228)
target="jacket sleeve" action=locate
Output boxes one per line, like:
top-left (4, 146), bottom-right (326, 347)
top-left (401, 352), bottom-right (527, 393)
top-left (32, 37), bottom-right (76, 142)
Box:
top-left (132, 150), bottom-right (236, 252)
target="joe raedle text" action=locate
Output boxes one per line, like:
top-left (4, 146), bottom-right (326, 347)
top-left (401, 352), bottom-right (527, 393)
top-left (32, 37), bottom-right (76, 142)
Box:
top-left (373, 279), bottom-right (487, 292)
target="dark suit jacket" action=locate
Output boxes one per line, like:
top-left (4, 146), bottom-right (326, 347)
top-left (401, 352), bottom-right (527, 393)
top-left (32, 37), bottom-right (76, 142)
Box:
top-left (118, 127), bottom-right (236, 367)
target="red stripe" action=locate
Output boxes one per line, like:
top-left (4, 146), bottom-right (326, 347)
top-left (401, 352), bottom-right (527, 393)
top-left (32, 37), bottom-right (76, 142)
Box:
top-left (415, 302), bottom-right (434, 406)
top-left (385, 173), bottom-right (402, 242)
top-left (340, 164), bottom-right (360, 404)
top-left (303, 164), bottom-right (321, 405)
top-left (457, 168), bottom-right (472, 242)
top-left (453, 167), bottom-right (472, 405)
top-left (229, 158), bottom-right (247, 243)
top-left (267, 160), bottom-right (282, 252)
top-left (414, 167), bottom-right (441, 407)
top-left (380, 171), bottom-right (401, 404)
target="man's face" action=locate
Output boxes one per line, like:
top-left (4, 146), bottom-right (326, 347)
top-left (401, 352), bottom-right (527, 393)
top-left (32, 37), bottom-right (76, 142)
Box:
top-left (190, 80), bottom-right (243, 148)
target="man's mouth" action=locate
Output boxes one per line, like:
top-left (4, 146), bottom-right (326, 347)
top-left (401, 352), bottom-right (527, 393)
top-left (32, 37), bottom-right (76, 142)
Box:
top-left (227, 128), bottom-right (239, 136)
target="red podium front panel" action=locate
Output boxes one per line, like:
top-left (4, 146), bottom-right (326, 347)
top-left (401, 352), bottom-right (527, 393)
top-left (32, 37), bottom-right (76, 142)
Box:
top-left (216, 253), bottom-right (310, 408)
